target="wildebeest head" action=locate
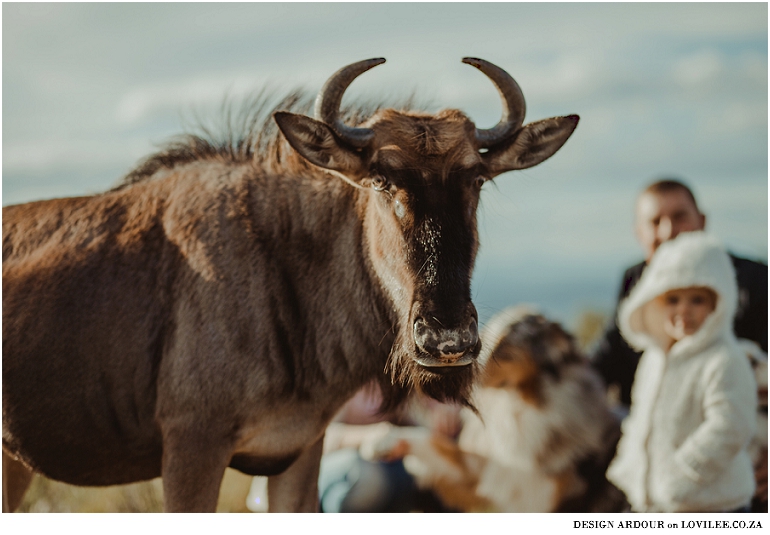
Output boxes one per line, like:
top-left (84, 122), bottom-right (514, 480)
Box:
top-left (274, 58), bottom-right (578, 406)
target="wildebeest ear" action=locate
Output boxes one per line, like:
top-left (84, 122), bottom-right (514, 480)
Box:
top-left (274, 111), bottom-right (363, 174)
top-left (483, 115), bottom-right (579, 177)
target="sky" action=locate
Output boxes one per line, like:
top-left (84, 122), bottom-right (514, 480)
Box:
top-left (3, 2), bottom-right (767, 332)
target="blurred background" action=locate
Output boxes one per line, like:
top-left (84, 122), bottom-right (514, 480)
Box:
top-left (3, 2), bottom-right (767, 512)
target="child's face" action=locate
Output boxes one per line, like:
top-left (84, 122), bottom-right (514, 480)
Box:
top-left (655, 287), bottom-right (717, 345)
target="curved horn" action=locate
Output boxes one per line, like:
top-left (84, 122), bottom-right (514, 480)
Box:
top-left (462, 58), bottom-right (526, 148)
top-left (314, 58), bottom-right (386, 148)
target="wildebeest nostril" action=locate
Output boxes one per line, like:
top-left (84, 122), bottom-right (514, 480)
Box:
top-left (413, 317), bottom-right (436, 352)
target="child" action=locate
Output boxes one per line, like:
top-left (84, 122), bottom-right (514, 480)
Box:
top-left (607, 231), bottom-right (757, 512)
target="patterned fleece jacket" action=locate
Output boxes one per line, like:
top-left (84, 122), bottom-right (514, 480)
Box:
top-left (606, 231), bottom-right (757, 512)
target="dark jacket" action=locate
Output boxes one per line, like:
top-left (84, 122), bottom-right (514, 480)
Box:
top-left (592, 254), bottom-right (767, 406)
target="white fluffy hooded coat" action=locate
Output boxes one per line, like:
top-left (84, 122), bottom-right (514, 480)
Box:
top-left (607, 231), bottom-right (757, 512)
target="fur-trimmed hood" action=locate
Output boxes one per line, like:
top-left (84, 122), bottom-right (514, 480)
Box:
top-left (618, 231), bottom-right (738, 356)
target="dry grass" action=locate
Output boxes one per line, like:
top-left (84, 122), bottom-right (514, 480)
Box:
top-left (16, 468), bottom-right (254, 513)
top-left (573, 309), bottom-right (609, 353)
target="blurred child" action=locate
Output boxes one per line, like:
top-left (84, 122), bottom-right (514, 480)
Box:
top-left (607, 231), bottom-right (757, 512)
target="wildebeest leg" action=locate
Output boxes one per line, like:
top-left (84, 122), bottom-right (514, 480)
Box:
top-left (3, 450), bottom-right (34, 512)
top-left (160, 426), bottom-right (234, 512)
top-left (267, 434), bottom-right (324, 512)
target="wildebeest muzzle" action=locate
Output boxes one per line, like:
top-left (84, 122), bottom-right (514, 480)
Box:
top-left (411, 302), bottom-right (480, 371)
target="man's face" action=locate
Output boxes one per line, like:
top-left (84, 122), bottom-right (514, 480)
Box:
top-left (635, 189), bottom-right (706, 262)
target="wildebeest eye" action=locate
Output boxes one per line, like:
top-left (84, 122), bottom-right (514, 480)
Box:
top-left (474, 176), bottom-right (486, 189)
top-left (371, 175), bottom-right (389, 192)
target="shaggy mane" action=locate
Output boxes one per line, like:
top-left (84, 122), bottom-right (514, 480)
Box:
top-left (116, 90), bottom-right (428, 188)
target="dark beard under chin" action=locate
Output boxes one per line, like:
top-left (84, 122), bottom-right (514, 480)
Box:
top-left (376, 328), bottom-right (479, 415)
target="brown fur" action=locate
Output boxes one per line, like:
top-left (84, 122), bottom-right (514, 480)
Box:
top-left (2, 452), bottom-right (34, 513)
top-left (3, 63), bottom-right (577, 512)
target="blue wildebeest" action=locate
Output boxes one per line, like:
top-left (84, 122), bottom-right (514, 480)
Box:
top-left (2, 58), bottom-right (578, 512)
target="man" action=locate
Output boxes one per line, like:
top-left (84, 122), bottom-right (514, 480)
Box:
top-left (592, 178), bottom-right (768, 511)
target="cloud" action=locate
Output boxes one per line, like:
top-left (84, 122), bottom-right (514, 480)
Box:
top-left (672, 49), bottom-right (725, 87)
top-left (115, 75), bottom-right (268, 126)
top-left (3, 137), bottom-right (150, 175)
top-left (703, 101), bottom-right (769, 134)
